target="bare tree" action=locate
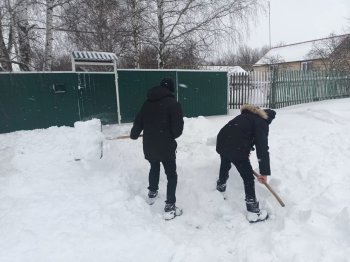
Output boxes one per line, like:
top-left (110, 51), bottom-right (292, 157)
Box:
top-left (236, 45), bottom-right (269, 70)
top-left (307, 34), bottom-right (350, 72)
top-left (1, 0), bottom-right (262, 71)
top-left (43, 0), bottom-right (54, 71)
top-left (0, 0), bottom-right (36, 71)
top-left (260, 54), bottom-right (284, 70)
top-left (0, 2), bottom-right (14, 71)
top-left (144, 0), bottom-right (259, 68)
top-left (1, 0), bottom-right (73, 71)
top-left (125, 0), bottom-right (149, 68)
top-left (15, 0), bottom-right (33, 70)
top-left (211, 45), bottom-right (269, 70)
top-left (62, 0), bottom-right (130, 56)
top-left (166, 39), bottom-right (203, 68)
top-left (41, 0), bottom-right (72, 71)
top-left (138, 45), bottom-right (158, 68)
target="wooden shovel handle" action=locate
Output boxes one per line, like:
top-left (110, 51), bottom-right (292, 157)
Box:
top-left (252, 170), bottom-right (285, 207)
top-left (106, 134), bottom-right (143, 140)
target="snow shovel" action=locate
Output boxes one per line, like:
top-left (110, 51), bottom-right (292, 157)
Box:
top-left (106, 134), bottom-right (143, 140)
top-left (252, 170), bottom-right (285, 207)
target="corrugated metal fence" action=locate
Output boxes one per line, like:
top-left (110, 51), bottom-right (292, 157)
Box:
top-left (229, 70), bottom-right (350, 109)
top-left (0, 70), bottom-right (227, 134)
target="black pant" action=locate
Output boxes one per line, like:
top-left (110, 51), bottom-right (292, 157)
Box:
top-left (218, 155), bottom-right (256, 200)
top-left (148, 159), bottom-right (177, 204)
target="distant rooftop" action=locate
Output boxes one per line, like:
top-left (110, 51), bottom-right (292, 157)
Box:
top-left (199, 65), bottom-right (246, 73)
top-left (255, 34), bottom-right (350, 65)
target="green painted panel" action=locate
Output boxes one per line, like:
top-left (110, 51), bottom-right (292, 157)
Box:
top-left (41, 73), bottom-right (80, 127)
top-left (177, 71), bottom-right (227, 117)
top-left (118, 70), bottom-right (176, 123)
top-left (11, 74), bottom-right (45, 131)
top-left (0, 74), bottom-right (16, 132)
top-left (0, 73), bottom-right (80, 133)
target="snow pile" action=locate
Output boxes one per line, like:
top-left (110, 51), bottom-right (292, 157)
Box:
top-left (0, 99), bottom-right (350, 261)
top-left (72, 119), bottom-right (103, 161)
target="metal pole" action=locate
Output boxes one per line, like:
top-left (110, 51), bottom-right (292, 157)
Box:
top-left (176, 70), bottom-right (179, 101)
top-left (71, 53), bottom-right (76, 71)
top-left (114, 60), bottom-right (121, 124)
top-left (268, 1), bottom-right (271, 48)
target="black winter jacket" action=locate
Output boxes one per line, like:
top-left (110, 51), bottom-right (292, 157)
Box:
top-left (216, 105), bottom-right (276, 176)
top-left (130, 86), bottom-right (184, 161)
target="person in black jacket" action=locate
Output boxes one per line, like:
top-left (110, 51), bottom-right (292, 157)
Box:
top-left (130, 78), bottom-right (184, 220)
top-left (216, 104), bottom-right (276, 223)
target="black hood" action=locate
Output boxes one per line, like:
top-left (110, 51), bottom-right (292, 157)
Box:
top-left (264, 109), bottom-right (276, 124)
top-left (160, 78), bottom-right (175, 92)
top-left (147, 86), bottom-right (175, 101)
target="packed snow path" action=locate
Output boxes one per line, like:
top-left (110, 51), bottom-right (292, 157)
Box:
top-left (0, 99), bottom-right (349, 262)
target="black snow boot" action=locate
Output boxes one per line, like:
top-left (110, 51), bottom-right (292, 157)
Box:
top-left (147, 190), bottom-right (158, 205)
top-left (216, 180), bottom-right (227, 193)
top-left (148, 190), bottom-right (158, 198)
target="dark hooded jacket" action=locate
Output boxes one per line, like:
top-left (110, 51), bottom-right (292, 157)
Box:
top-left (130, 79), bottom-right (184, 161)
top-left (216, 105), bottom-right (276, 176)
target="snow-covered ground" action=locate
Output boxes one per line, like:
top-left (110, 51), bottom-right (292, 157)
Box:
top-left (1, 98), bottom-right (350, 262)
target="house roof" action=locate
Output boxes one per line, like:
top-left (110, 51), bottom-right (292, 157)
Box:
top-left (255, 34), bottom-right (349, 66)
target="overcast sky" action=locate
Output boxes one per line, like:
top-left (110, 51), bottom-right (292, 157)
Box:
top-left (246, 0), bottom-right (350, 48)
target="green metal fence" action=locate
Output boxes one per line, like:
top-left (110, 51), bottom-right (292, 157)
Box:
top-left (0, 73), bottom-right (81, 133)
top-left (177, 71), bottom-right (228, 118)
top-left (273, 70), bottom-right (350, 108)
top-left (118, 70), bottom-right (228, 122)
top-left (230, 70), bottom-right (350, 109)
top-left (0, 70), bottom-right (228, 134)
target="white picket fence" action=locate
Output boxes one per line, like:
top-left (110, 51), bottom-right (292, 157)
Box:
top-left (229, 71), bottom-right (272, 109)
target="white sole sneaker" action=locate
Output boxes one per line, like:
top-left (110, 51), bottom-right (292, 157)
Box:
top-left (163, 207), bottom-right (183, 220)
top-left (246, 209), bottom-right (268, 223)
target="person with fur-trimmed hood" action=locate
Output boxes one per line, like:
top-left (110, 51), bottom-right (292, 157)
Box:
top-left (130, 78), bottom-right (184, 220)
top-left (216, 104), bottom-right (276, 223)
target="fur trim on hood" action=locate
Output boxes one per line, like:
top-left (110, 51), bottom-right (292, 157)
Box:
top-left (240, 104), bottom-right (268, 119)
